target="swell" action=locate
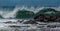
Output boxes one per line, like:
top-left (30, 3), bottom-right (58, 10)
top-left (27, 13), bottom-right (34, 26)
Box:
top-left (0, 6), bottom-right (60, 19)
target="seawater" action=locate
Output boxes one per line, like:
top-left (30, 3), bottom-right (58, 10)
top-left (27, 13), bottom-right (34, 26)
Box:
top-left (0, 6), bottom-right (60, 19)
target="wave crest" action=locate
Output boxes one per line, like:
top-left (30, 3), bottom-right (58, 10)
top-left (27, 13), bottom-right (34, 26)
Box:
top-left (0, 6), bottom-right (60, 19)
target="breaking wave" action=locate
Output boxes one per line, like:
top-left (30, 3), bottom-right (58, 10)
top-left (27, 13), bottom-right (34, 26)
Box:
top-left (0, 6), bottom-right (60, 19)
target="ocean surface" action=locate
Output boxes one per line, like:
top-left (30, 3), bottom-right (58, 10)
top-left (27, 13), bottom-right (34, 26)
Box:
top-left (0, 6), bottom-right (60, 19)
top-left (0, 6), bottom-right (59, 31)
top-left (0, 0), bottom-right (60, 31)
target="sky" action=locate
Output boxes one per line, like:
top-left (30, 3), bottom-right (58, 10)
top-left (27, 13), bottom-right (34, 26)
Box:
top-left (0, 0), bottom-right (60, 7)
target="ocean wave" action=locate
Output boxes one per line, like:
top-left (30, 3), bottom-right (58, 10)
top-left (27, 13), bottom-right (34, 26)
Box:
top-left (0, 6), bottom-right (60, 19)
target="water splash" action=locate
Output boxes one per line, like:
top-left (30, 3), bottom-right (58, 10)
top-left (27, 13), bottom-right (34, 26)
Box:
top-left (0, 6), bottom-right (60, 18)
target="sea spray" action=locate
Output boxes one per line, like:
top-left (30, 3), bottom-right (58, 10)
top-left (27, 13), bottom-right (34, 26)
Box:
top-left (0, 6), bottom-right (60, 19)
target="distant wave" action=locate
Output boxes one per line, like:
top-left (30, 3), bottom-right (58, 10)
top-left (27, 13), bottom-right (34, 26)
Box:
top-left (0, 6), bottom-right (60, 19)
